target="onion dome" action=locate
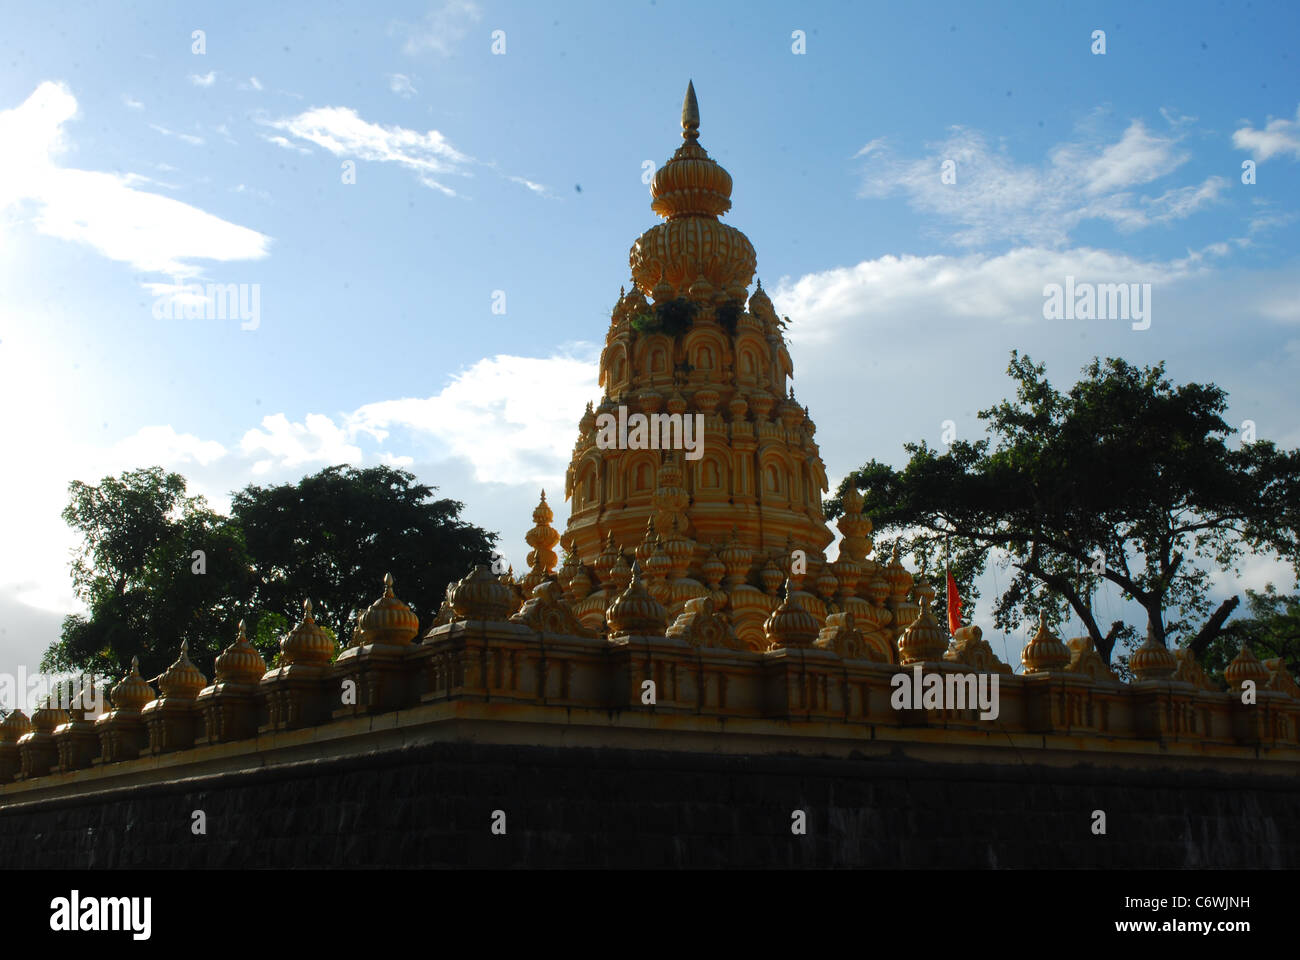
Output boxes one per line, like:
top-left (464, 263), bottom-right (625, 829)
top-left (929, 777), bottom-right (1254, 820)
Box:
top-left (815, 564), bottom-right (839, 602)
top-left (214, 620), bottom-right (269, 684)
top-left (29, 698), bottom-right (67, 735)
top-left (661, 516), bottom-right (693, 579)
top-left (631, 83), bottom-right (756, 297)
top-left (832, 554), bottom-right (862, 598)
top-left (748, 389), bottom-right (775, 422)
top-left (666, 392), bottom-right (688, 416)
top-left (570, 563), bottom-right (594, 601)
top-left (594, 532), bottom-right (620, 585)
top-left (1021, 612), bottom-right (1071, 674)
top-left (778, 391), bottom-right (804, 430)
top-left (898, 597), bottom-right (949, 665)
top-left (764, 579), bottom-right (819, 650)
top-left (884, 546), bottom-right (913, 602)
top-left (719, 527), bottom-right (752, 585)
top-left (650, 82), bottom-right (733, 219)
top-left (110, 657), bottom-right (156, 711)
top-left (354, 574), bottom-right (420, 647)
top-left (693, 386), bottom-right (720, 413)
top-left (579, 402), bottom-right (597, 436)
top-left (557, 549), bottom-right (578, 597)
top-left (864, 574), bottom-right (890, 608)
top-left (158, 641), bottom-right (208, 700)
top-left (1128, 629), bottom-right (1178, 681)
top-left (687, 276), bottom-right (715, 303)
top-left (610, 552), bottom-right (633, 593)
top-left (525, 490), bottom-right (561, 576)
top-left (623, 283), bottom-right (649, 316)
top-left (701, 549), bottom-right (726, 590)
top-left (913, 576), bottom-right (936, 608)
top-left (0, 709), bottom-right (31, 743)
top-left (280, 599), bottom-right (337, 665)
top-left (1224, 640), bottom-right (1271, 690)
top-left (652, 280), bottom-right (675, 303)
top-left (748, 280), bottom-right (775, 320)
top-left (449, 565), bottom-right (515, 622)
top-left (727, 391), bottom-right (749, 421)
top-left (803, 408), bottom-right (816, 437)
top-left (607, 561), bottom-right (669, 636)
top-left (639, 388), bottom-right (664, 415)
top-left (760, 557), bottom-right (783, 596)
top-left (647, 538), bottom-right (673, 588)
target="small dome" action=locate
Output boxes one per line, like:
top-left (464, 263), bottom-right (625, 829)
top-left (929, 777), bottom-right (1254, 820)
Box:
top-left (281, 599), bottom-right (337, 666)
top-left (158, 641), bottom-right (208, 700)
top-left (764, 580), bottom-right (819, 650)
top-left (110, 656), bottom-right (155, 712)
top-left (448, 565), bottom-right (515, 622)
top-left (355, 574), bottom-right (420, 647)
top-left (0, 708), bottom-right (31, 743)
top-left (29, 698), bottom-right (67, 735)
top-left (1021, 613), bottom-right (1071, 674)
top-left (214, 621), bottom-right (269, 684)
top-left (607, 562), bottom-right (668, 636)
top-left (1129, 630), bottom-right (1177, 681)
top-left (898, 597), bottom-right (949, 665)
top-left (1224, 640), bottom-right (1270, 690)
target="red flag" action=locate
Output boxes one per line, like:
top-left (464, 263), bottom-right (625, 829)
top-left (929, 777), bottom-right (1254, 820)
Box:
top-left (946, 569), bottom-right (962, 635)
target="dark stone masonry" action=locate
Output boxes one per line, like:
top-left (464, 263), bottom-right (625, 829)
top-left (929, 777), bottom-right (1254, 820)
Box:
top-left (0, 741), bottom-right (1293, 868)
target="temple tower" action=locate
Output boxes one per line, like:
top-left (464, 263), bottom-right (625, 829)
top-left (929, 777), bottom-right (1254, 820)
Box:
top-left (560, 83), bottom-right (847, 648)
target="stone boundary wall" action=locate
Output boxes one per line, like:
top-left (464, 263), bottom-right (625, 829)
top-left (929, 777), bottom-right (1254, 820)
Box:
top-left (0, 737), bottom-right (1294, 868)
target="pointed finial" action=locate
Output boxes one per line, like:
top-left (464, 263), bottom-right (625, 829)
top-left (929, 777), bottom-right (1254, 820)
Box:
top-left (303, 598), bottom-right (313, 619)
top-left (129, 655), bottom-right (141, 676)
top-left (682, 80), bottom-right (700, 141)
top-left (756, 277), bottom-right (763, 290)
top-left (237, 619), bottom-right (248, 639)
top-left (631, 558), bottom-right (644, 581)
top-left (384, 572), bottom-right (395, 597)
top-left (179, 640), bottom-right (191, 662)
top-left (540, 489), bottom-right (547, 502)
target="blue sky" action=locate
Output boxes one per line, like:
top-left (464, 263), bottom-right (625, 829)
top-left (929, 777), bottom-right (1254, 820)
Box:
top-left (1, 0), bottom-right (1298, 670)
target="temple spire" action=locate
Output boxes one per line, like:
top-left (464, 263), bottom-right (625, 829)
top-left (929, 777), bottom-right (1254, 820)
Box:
top-left (682, 80), bottom-right (700, 141)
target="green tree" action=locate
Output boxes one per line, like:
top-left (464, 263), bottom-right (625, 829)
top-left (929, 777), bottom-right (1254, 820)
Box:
top-left (231, 465), bottom-right (497, 643)
top-left (1201, 585), bottom-right (1300, 683)
top-left (45, 467), bottom-right (255, 681)
top-left (829, 353), bottom-right (1300, 664)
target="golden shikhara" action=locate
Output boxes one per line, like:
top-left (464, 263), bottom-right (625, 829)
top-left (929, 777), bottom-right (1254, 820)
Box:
top-left (555, 82), bottom-right (901, 650)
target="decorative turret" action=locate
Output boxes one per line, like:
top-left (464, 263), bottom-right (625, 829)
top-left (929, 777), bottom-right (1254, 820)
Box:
top-left (281, 599), bottom-right (336, 665)
top-left (354, 573), bottom-right (420, 647)
top-left (898, 597), bottom-right (949, 665)
top-left (1224, 639), bottom-right (1270, 691)
top-left (1129, 628), bottom-right (1178, 682)
top-left (606, 562), bottom-right (669, 637)
top-left (523, 491), bottom-right (561, 591)
top-left (1021, 612), bottom-right (1071, 674)
top-left (111, 657), bottom-right (155, 711)
top-left (764, 579), bottom-right (819, 650)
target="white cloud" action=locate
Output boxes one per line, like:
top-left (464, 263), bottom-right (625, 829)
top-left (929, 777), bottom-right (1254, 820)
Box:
top-left (265, 105), bottom-right (472, 194)
top-left (188, 71), bottom-right (217, 87)
top-left (857, 119), bottom-right (1216, 247)
top-left (508, 175), bottom-right (551, 197)
top-left (149, 122), bottom-right (205, 146)
top-left (347, 350), bottom-right (601, 485)
top-left (240, 413), bottom-right (364, 470)
top-left (0, 82), bottom-right (270, 276)
top-left (388, 73), bottom-right (417, 98)
top-left (399, 0), bottom-right (482, 57)
top-left (1233, 104), bottom-right (1300, 163)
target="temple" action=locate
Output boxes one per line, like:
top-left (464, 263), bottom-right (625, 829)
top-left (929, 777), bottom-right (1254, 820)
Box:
top-left (1, 87), bottom-right (1298, 869)
top-left (560, 81), bottom-right (895, 650)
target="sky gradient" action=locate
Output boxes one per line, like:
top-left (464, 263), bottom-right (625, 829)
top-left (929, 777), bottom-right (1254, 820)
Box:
top-left (1, 0), bottom-right (1298, 671)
